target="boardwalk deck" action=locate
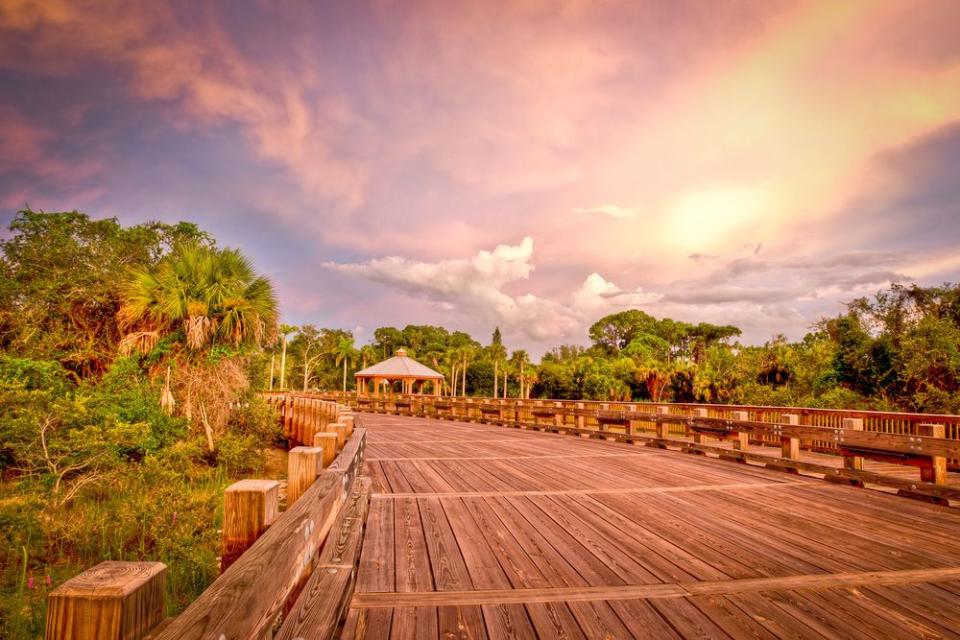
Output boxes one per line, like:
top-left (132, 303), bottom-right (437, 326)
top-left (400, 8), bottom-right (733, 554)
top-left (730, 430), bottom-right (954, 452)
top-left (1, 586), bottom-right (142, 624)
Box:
top-left (342, 413), bottom-right (960, 639)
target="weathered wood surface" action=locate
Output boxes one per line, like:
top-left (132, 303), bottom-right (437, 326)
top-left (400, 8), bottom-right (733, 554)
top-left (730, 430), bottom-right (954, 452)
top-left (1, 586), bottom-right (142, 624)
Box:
top-left (221, 479), bottom-right (280, 571)
top-left (306, 391), bottom-right (960, 466)
top-left (152, 428), bottom-right (366, 640)
top-left (341, 412), bottom-right (960, 639)
top-left (301, 391), bottom-right (960, 496)
top-left (276, 477), bottom-right (372, 640)
top-left (46, 561), bottom-right (166, 640)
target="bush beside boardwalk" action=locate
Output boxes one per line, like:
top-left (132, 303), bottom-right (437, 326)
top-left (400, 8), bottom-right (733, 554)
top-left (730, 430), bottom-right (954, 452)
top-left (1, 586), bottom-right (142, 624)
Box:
top-left (0, 211), bottom-right (280, 638)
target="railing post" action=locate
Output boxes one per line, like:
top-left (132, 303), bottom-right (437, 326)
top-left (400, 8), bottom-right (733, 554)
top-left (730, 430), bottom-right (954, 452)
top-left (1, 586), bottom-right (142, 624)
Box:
top-left (331, 420), bottom-right (347, 450)
top-left (730, 410), bottom-right (750, 450)
top-left (287, 446), bottom-right (322, 505)
top-left (575, 402), bottom-right (585, 431)
top-left (842, 418), bottom-right (864, 470)
top-left (655, 406), bottom-right (670, 439)
top-left (221, 479), bottom-right (280, 570)
top-left (340, 412), bottom-right (355, 437)
top-left (46, 561), bottom-right (166, 640)
top-left (781, 414), bottom-right (801, 459)
top-left (692, 407), bottom-right (709, 443)
top-left (918, 423), bottom-right (947, 485)
top-left (313, 432), bottom-right (338, 468)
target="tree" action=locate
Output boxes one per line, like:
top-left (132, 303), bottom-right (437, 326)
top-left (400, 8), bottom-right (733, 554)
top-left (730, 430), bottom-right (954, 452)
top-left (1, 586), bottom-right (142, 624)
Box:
top-left (278, 324), bottom-right (297, 391)
top-left (332, 336), bottom-right (358, 393)
top-left (0, 209), bottom-right (210, 378)
top-left (295, 325), bottom-right (326, 391)
top-left (588, 310), bottom-right (657, 354)
top-left (118, 243), bottom-right (277, 352)
top-left (117, 242), bottom-right (278, 451)
top-left (509, 350), bottom-right (530, 398)
top-left (359, 344), bottom-right (378, 370)
top-left (490, 327), bottom-right (506, 398)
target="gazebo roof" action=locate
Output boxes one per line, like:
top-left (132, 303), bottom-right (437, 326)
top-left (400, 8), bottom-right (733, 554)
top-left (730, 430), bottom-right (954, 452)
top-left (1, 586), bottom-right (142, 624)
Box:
top-left (354, 348), bottom-right (444, 379)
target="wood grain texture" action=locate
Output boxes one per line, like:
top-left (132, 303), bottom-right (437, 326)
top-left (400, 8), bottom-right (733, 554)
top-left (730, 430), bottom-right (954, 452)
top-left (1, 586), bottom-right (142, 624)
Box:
top-left (152, 428), bottom-right (365, 640)
top-left (275, 478), bottom-right (372, 640)
top-left (333, 411), bottom-right (960, 639)
top-left (221, 479), bottom-right (279, 571)
top-left (46, 561), bottom-right (166, 640)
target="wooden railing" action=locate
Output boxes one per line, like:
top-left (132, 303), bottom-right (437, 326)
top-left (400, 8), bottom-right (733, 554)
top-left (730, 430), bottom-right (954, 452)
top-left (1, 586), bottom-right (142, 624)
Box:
top-left (321, 391), bottom-right (960, 499)
top-left (46, 398), bottom-right (365, 640)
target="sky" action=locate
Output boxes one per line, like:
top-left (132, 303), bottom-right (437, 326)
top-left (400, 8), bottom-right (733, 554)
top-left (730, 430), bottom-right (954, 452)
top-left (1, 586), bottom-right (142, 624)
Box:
top-left (1, 0), bottom-right (959, 356)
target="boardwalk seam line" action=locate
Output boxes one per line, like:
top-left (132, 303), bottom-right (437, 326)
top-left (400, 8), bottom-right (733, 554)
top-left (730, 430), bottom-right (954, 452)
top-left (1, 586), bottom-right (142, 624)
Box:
top-left (369, 480), bottom-right (826, 499)
top-left (349, 567), bottom-right (960, 607)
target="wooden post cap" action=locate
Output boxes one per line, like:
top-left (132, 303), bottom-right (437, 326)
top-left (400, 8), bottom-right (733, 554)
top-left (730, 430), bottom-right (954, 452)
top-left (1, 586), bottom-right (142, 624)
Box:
top-left (313, 432), bottom-right (338, 467)
top-left (221, 480), bottom-right (280, 571)
top-left (693, 408), bottom-right (708, 417)
top-left (46, 561), bottom-right (166, 640)
top-left (287, 447), bottom-right (323, 505)
top-left (917, 423), bottom-right (945, 438)
top-left (332, 422), bottom-right (347, 449)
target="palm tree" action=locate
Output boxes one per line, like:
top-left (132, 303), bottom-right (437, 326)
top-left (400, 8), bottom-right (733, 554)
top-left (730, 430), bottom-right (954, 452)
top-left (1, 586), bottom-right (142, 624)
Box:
top-left (278, 324), bottom-right (297, 391)
top-left (444, 348), bottom-right (460, 397)
top-left (332, 336), bottom-right (358, 393)
top-left (509, 350), bottom-right (530, 398)
top-left (118, 243), bottom-right (278, 451)
top-left (459, 345), bottom-right (475, 397)
top-left (359, 344), bottom-right (378, 370)
top-left (119, 243), bottom-right (278, 352)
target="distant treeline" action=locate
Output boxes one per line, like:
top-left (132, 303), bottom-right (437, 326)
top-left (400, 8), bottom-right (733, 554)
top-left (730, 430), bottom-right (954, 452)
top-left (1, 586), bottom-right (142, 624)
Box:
top-left (275, 287), bottom-right (960, 415)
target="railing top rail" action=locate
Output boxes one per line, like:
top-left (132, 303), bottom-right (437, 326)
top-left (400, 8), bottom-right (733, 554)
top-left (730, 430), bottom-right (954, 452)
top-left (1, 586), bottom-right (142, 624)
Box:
top-left (312, 391), bottom-right (960, 422)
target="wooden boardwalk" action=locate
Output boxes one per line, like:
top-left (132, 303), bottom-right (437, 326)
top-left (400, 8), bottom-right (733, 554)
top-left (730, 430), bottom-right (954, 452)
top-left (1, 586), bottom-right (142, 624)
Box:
top-left (342, 413), bottom-right (960, 639)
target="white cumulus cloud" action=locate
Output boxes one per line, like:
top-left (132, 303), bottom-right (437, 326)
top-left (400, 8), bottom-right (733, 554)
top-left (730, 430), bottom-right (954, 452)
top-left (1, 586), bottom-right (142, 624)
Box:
top-left (324, 238), bottom-right (661, 342)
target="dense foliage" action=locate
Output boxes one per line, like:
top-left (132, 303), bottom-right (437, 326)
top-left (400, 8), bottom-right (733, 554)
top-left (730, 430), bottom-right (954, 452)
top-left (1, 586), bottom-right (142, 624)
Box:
top-left (275, 288), bottom-right (960, 415)
top-left (0, 211), bottom-right (280, 637)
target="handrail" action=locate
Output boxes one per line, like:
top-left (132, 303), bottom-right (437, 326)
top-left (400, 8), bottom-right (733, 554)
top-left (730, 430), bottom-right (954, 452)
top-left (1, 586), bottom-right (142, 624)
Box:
top-left (311, 390), bottom-right (960, 461)
top-left (308, 391), bottom-right (958, 501)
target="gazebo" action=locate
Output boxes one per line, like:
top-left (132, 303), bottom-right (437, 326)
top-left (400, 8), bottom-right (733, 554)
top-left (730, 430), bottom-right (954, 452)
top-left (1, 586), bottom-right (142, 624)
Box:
top-left (354, 348), bottom-right (444, 396)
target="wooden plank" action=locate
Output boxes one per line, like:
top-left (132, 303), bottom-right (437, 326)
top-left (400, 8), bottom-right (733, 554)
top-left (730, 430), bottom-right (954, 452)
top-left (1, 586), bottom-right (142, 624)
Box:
top-left (419, 498), bottom-right (473, 591)
top-left (440, 498), bottom-right (512, 590)
top-left (461, 497), bottom-right (551, 589)
top-left (480, 603), bottom-right (537, 640)
top-left (607, 599), bottom-right (683, 639)
top-left (388, 607), bottom-right (437, 639)
top-left (350, 567), bottom-right (960, 608)
top-left (524, 603), bottom-right (586, 640)
top-left (340, 608), bottom-right (394, 639)
top-left (438, 605), bottom-right (489, 639)
top-left (394, 497), bottom-right (434, 592)
top-left (356, 497), bottom-right (395, 593)
top-left (566, 601), bottom-right (633, 638)
top-left (275, 478), bottom-right (372, 639)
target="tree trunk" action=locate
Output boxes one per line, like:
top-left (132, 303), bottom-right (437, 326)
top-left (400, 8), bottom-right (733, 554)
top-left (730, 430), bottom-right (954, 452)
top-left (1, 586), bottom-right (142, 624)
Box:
top-left (342, 357), bottom-right (347, 392)
top-left (451, 364), bottom-right (458, 397)
top-left (493, 360), bottom-right (498, 398)
top-left (268, 352), bottom-right (275, 391)
top-left (520, 361), bottom-right (525, 399)
top-left (279, 336), bottom-right (288, 390)
top-left (462, 354), bottom-right (467, 397)
top-left (199, 402), bottom-right (215, 453)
